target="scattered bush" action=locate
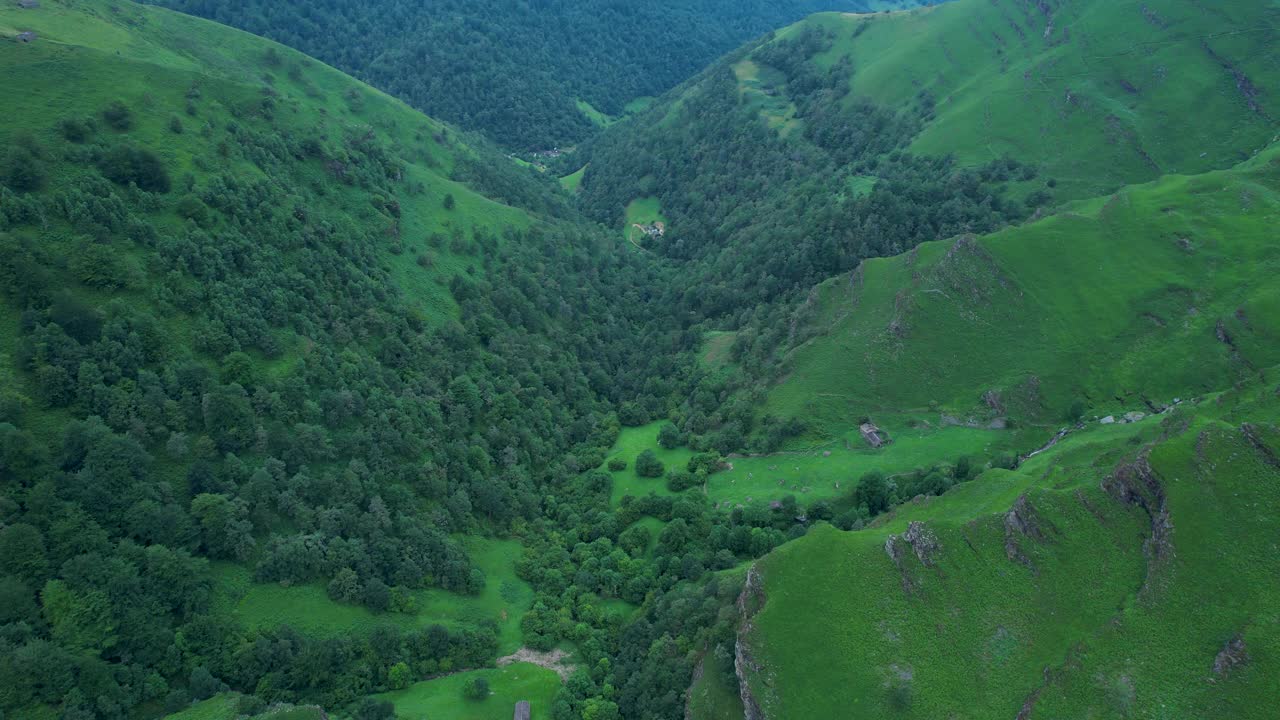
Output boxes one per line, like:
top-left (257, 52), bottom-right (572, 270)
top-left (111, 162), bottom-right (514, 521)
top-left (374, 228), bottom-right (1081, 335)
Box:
top-left (607, 457), bottom-right (627, 472)
top-left (98, 144), bottom-right (171, 192)
top-left (666, 470), bottom-right (700, 492)
top-left (635, 449), bottom-right (664, 478)
top-left (657, 423), bottom-right (681, 449)
top-left (58, 117), bottom-right (95, 143)
top-left (1, 146), bottom-right (46, 193)
top-left (462, 675), bottom-right (490, 700)
top-left (102, 99), bottom-right (133, 130)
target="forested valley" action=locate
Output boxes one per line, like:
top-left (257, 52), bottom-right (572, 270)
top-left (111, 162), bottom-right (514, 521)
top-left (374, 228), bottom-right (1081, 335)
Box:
top-left (2, 1), bottom-right (1279, 720)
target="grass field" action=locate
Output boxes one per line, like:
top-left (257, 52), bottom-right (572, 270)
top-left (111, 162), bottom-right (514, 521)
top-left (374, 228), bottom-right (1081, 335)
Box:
top-left (212, 538), bottom-right (533, 653)
top-left (378, 662), bottom-right (560, 720)
top-left (607, 418), bottom-right (1028, 509)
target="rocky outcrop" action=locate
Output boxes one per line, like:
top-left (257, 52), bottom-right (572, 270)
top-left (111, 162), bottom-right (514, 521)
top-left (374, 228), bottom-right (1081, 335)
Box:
top-left (734, 564), bottom-right (767, 720)
top-left (1004, 494), bottom-right (1054, 570)
top-left (1212, 634), bottom-right (1250, 677)
top-left (1102, 452), bottom-right (1173, 596)
top-left (885, 521), bottom-right (941, 595)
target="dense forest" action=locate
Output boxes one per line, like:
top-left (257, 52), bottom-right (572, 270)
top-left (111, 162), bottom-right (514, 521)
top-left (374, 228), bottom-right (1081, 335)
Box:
top-left (570, 26), bottom-right (1049, 451)
top-left (147, 0), bottom-right (929, 149)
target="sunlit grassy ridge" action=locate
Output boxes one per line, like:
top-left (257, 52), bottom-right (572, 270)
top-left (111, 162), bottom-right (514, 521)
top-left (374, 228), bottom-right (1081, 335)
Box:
top-left (771, 145), bottom-right (1280, 438)
top-left (786, 0), bottom-right (1280, 199)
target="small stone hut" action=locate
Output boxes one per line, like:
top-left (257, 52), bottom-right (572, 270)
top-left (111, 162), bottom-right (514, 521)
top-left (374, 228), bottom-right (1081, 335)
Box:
top-left (512, 700), bottom-right (531, 720)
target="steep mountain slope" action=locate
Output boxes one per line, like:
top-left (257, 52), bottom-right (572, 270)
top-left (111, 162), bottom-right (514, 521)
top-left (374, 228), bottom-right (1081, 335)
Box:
top-left (0, 1), bottom-right (684, 716)
top-left (772, 147), bottom-right (1280, 435)
top-left (148, 0), bottom-right (933, 150)
top-left (735, 104), bottom-right (1280, 720)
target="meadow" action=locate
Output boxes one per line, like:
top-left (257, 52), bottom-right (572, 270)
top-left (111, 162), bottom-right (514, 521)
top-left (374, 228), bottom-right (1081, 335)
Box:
top-left (378, 662), bottom-right (560, 720)
top-left (211, 538), bottom-right (533, 653)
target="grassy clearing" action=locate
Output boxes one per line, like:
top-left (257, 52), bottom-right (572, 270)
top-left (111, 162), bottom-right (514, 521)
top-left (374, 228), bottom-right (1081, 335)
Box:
top-left (607, 422), bottom-right (693, 505)
top-left (559, 164), bottom-right (587, 193)
top-left (378, 662), bottom-right (559, 720)
top-left (622, 196), bottom-right (667, 243)
top-left (732, 59), bottom-right (801, 137)
top-left (213, 538), bottom-right (532, 653)
top-left (161, 695), bottom-right (239, 720)
top-left (606, 418), bottom-right (1024, 509)
top-left (686, 651), bottom-right (745, 720)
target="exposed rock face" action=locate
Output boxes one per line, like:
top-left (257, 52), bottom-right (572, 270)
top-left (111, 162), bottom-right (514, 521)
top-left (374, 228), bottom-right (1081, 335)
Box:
top-left (1102, 452), bottom-right (1173, 595)
top-left (734, 564), bottom-right (767, 720)
top-left (1212, 634), bottom-right (1250, 677)
top-left (885, 521), bottom-right (941, 594)
top-left (1004, 494), bottom-right (1053, 570)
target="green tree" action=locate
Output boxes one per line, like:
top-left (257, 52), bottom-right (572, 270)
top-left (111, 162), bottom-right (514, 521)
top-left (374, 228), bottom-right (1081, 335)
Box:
top-left (657, 423), bottom-right (681, 449)
top-left (854, 471), bottom-right (889, 515)
top-left (462, 675), bottom-right (489, 700)
top-left (388, 661), bottom-right (412, 690)
top-left (41, 579), bottom-right (118, 654)
top-left (635, 449), bottom-right (664, 478)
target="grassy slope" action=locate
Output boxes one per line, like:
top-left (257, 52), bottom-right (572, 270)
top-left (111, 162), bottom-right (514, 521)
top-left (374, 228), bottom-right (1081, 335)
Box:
top-left (0, 0), bottom-right (548, 700)
top-left (0, 0), bottom-right (530, 327)
top-left (744, 374), bottom-right (1280, 718)
top-left (771, 146), bottom-right (1280, 439)
top-left (212, 538), bottom-right (533, 654)
top-left (790, 0), bottom-right (1280, 199)
top-left (736, 144), bottom-right (1280, 719)
top-left (378, 662), bottom-right (560, 720)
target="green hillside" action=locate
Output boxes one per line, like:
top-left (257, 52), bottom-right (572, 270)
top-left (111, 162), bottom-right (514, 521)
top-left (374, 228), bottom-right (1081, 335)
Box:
top-left (733, 113), bottom-right (1280, 720)
top-left (743, 373), bottom-right (1280, 718)
top-left (772, 145), bottom-right (1280, 436)
top-left (791, 0), bottom-right (1279, 199)
top-left (575, 0), bottom-right (1278, 394)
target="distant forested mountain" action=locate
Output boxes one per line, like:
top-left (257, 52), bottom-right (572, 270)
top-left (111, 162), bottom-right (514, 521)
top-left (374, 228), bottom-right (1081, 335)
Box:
top-left (147, 0), bottom-right (930, 149)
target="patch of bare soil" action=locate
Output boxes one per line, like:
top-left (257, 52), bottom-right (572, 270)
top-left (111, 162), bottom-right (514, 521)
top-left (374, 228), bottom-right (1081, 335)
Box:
top-left (497, 647), bottom-right (577, 681)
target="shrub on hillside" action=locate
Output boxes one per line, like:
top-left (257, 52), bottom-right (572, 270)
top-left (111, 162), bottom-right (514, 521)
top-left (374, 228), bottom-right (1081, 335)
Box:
top-left (666, 470), bottom-right (699, 492)
top-left (1, 147), bottom-right (46, 193)
top-left (102, 99), bottom-right (133, 130)
top-left (98, 145), bottom-right (170, 192)
top-left (607, 457), bottom-right (627, 472)
top-left (462, 676), bottom-right (489, 700)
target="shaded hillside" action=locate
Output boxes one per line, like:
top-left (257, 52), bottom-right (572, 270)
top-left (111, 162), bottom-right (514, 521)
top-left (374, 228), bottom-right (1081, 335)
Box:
top-left (148, 0), bottom-right (933, 150)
